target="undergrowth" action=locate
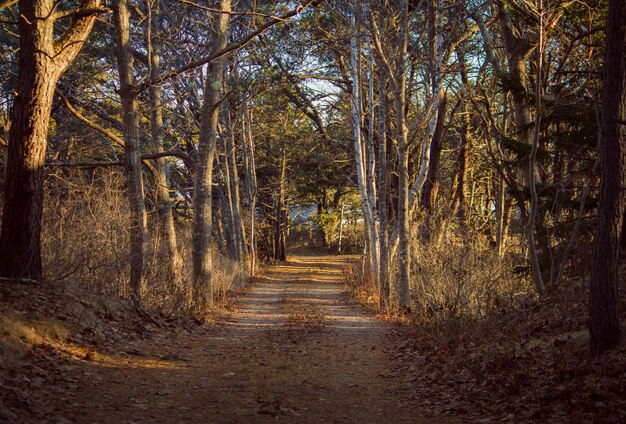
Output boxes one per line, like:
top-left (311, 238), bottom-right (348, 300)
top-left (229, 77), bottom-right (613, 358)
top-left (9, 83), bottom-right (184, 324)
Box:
top-left (42, 168), bottom-right (248, 318)
top-left (343, 233), bottom-right (626, 422)
top-left (344, 234), bottom-right (533, 328)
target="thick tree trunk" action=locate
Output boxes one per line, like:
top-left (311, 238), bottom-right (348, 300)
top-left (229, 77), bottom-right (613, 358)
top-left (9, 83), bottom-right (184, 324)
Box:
top-left (495, 0), bottom-right (534, 150)
top-left (589, 0), bottom-right (625, 356)
top-left (192, 0), bottom-right (231, 309)
top-left (0, 62), bottom-right (55, 280)
top-left (0, 0), bottom-right (100, 281)
top-left (113, 0), bottom-right (147, 305)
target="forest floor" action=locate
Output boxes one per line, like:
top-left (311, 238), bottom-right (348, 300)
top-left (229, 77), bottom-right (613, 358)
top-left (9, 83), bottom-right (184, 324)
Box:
top-left (2, 252), bottom-right (625, 423)
top-left (0, 254), bottom-right (457, 423)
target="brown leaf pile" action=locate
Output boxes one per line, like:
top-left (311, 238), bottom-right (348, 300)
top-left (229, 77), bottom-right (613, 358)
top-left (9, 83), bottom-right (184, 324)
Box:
top-left (388, 284), bottom-right (626, 423)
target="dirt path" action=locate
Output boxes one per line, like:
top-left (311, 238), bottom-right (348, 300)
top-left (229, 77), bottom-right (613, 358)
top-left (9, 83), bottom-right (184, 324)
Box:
top-left (41, 255), bottom-right (454, 423)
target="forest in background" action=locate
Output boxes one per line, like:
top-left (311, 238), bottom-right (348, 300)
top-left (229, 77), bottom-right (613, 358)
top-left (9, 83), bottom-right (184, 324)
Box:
top-left (0, 0), bottom-right (625, 421)
top-left (0, 0), bottom-right (623, 365)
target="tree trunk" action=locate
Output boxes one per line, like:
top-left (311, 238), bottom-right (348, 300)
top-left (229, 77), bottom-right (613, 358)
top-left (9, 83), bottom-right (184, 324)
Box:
top-left (365, 35), bottom-right (380, 284)
top-left (0, 0), bottom-right (100, 280)
top-left (216, 156), bottom-right (235, 257)
top-left (350, 2), bottom-right (379, 285)
top-left (396, 0), bottom-right (410, 311)
top-left (148, 0), bottom-right (182, 286)
top-left (274, 141), bottom-right (287, 262)
top-left (217, 134), bottom-right (237, 259)
top-left (113, 0), bottom-right (147, 305)
top-left (377, 66), bottom-right (390, 308)
top-left (420, 96), bottom-right (447, 242)
top-left (242, 105), bottom-right (257, 275)
top-left (338, 203), bottom-right (345, 253)
top-left (224, 103), bottom-right (246, 261)
top-left (526, 4), bottom-right (545, 295)
top-left (406, 0), bottom-right (443, 212)
top-left (455, 52), bottom-right (471, 229)
top-left (192, 0), bottom-right (231, 309)
top-left (589, 0), bottom-right (624, 356)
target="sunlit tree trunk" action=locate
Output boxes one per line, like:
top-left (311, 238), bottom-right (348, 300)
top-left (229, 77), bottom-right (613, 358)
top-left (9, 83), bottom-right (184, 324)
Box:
top-left (192, 0), bottom-right (231, 309)
top-left (338, 203), bottom-right (345, 253)
top-left (350, 2), bottom-right (379, 284)
top-left (421, 97), bottom-right (447, 241)
top-left (148, 0), bottom-right (182, 286)
top-left (365, 34), bottom-right (380, 284)
top-left (113, 0), bottom-right (148, 306)
top-left (407, 0), bottom-right (443, 209)
top-left (242, 105), bottom-right (257, 275)
top-left (0, 0), bottom-right (101, 281)
top-left (274, 140), bottom-right (287, 261)
top-left (396, 0), bottom-right (410, 311)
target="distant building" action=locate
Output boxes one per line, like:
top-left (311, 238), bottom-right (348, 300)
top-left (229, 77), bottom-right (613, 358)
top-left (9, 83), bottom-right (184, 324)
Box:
top-left (290, 204), bottom-right (317, 224)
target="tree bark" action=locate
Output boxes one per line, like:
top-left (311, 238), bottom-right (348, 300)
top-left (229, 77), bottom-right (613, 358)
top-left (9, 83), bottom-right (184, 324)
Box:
top-left (242, 105), bottom-right (257, 275)
top-left (420, 96), bottom-right (448, 242)
top-left (192, 0), bottom-right (231, 309)
top-left (223, 103), bottom-right (246, 261)
top-left (378, 66), bottom-right (390, 308)
top-left (589, 0), bottom-right (625, 355)
top-left (0, 0), bottom-right (101, 280)
top-left (396, 0), bottom-right (410, 311)
top-left (113, 0), bottom-right (147, 305)
top-left (274, 140), bottom-right (287, 262)
top-left (148, 0), bottom-right (182, 287)
top-left (350, 1), bottom-right (379, 285)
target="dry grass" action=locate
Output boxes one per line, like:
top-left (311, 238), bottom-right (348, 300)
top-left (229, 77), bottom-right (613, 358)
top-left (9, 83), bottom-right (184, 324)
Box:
top-left (407, 237), bottom-right (534, 332)
top-left (42, 168), bottom-right (249, 317)
top-left (344, 231), bottom-right (534, 331)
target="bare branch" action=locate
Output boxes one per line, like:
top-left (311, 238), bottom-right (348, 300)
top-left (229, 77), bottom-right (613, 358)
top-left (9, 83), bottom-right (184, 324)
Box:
top-left (53, 6), bottom-right (110, 21)
top-left (136, 0), bottom-right (319, 93)
top-left (56, 89), bottom-right (159, 175)
top-left (176, 0), bottom-right (287, 20)
top-left (0, 0), bottom-right (17, 10)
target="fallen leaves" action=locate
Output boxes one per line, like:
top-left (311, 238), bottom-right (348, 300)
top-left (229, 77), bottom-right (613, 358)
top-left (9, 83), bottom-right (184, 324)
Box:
top-left (386, 286), bottom-right (626, 423)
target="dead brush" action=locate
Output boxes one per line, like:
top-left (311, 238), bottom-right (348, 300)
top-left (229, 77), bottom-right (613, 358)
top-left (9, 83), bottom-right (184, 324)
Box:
top-left (343, 256), bottom-right (378, 307)
top-left (408, 236), bottom-right (534, 332)
top-left (41, 168), bottom-right (249, 318)
top-left (43, 169), bottom-right (130, 297)
top-left (342, 229), bottom-right (534, 333)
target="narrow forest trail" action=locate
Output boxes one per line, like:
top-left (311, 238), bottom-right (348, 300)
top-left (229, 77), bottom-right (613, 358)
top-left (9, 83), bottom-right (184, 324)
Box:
top-left (40, 255), bottom-right (456, 423)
